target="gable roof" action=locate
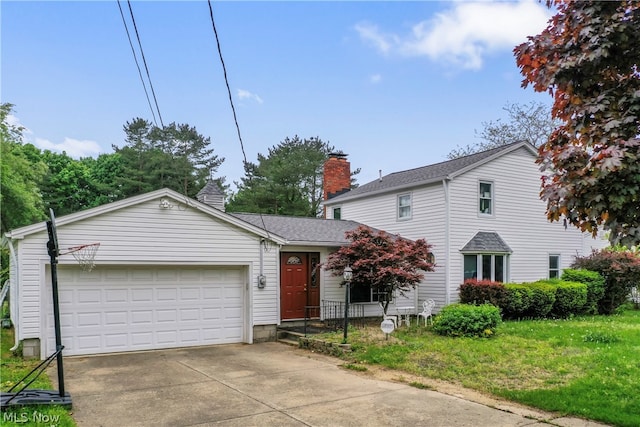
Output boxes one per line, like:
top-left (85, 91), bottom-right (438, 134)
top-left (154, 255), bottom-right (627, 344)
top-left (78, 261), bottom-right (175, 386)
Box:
top-left (324, 141), bottom-right (537, 205)
top-left (6, 188), bottom-right (286, 245)
top-left (231, 213), bottom-right (365, 246)
top-left (460, 231), bottom-right (513, 253)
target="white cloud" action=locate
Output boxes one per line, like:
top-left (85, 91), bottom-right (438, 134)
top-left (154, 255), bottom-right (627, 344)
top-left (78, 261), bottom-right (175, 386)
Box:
top-left (35, 137), bottom-right (102, 158)
top-left (369, 74), bottom-right (382, 84)
top-left (354, 23), bottom-right (396, 54)
top-left (356, 1), bottom-right (552, 70)
top-left (237, 89), bottom-right (264, 104)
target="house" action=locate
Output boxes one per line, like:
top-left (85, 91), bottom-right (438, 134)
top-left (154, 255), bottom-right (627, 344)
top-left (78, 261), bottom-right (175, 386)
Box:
top-left (5, 188), bottom-right (383, 359)
top-left (321, 141), bottom-right (608, 309)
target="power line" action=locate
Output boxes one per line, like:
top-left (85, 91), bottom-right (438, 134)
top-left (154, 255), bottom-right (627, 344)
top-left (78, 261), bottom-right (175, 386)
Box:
top-left (207, 0), bottom-right (247, 166)
top-left (207, 1), bottom-right (270, 238)
top-left (117, 0), bottom-right (157, 127)
top-left (126, 0), bottom-right (164, 128)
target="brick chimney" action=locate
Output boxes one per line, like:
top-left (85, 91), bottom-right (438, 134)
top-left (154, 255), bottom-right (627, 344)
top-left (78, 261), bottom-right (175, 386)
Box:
top-left (323, 152), bottom-right (351, 210)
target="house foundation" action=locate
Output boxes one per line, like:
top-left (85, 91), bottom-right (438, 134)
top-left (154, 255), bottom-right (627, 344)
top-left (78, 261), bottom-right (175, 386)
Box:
top-left (21, 338), bottom-right (40, 359)
top-left (253, 324), bottom-right (277, 342)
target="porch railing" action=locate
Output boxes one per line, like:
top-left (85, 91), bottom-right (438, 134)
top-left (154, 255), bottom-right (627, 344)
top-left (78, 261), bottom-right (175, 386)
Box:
top-left (321, 299), bottom-right (366, 331)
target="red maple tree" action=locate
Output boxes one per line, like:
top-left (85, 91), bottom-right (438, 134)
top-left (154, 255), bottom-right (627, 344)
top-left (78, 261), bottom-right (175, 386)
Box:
top-left (324, 226), bottom-right (435, 312)
top-left (514, 0), bottom-right (640, 247)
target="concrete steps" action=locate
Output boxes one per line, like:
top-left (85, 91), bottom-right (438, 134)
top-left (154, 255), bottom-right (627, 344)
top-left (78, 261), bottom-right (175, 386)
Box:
top-left (277, 329), bottom-right (304, 346)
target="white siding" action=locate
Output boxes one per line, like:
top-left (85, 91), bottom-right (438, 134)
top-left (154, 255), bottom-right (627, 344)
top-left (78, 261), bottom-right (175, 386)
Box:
top-left (337, 146), bottom-right (608, 310)
top-left (339, 186), bottom-right (446, 310)
top-left (448, 146), bottom-right (606, 302)
top-left (16, 197), bottom-right (278, 341)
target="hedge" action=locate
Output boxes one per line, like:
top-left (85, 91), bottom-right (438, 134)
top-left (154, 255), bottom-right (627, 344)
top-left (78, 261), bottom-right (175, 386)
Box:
top-left (544, 279), bottom-right (588, 318)
top-left (459, 279), bottom-right (506, 306)
top-left (561, 269), bottom-right (604, 314)
top-left (460, 278), bottom-right (589, 319)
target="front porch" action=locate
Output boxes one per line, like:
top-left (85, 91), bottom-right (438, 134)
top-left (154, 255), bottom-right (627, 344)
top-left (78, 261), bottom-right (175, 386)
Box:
top-left (277, 299), bottom-right (373, 344)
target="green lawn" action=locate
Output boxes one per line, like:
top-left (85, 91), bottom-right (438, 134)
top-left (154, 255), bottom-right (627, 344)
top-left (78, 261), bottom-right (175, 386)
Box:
top-left (1, 327), bottom-right (76, 427)
top-left (319, 308), bottom-right (640, 427)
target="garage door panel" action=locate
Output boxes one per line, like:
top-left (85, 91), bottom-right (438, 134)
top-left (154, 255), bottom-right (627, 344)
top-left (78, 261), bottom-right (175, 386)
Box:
top-left (46, 266), bottom-right (246, 356)
top-left (105, 289), bottom-right (127, 303)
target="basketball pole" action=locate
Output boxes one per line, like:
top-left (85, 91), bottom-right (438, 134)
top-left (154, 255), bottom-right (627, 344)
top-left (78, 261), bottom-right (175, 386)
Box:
top-left (46, 220), bottom-right (66, 398)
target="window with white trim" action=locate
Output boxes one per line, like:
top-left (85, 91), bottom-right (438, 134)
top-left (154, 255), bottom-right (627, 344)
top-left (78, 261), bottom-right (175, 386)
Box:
top-left (398, 193), bottom-right (411, 220)
top-left (479, 181), bottom-right (493, 215)
top-left (463, 254), bottom-right (508, 282)
top-left (549, 254), bottom-right (560, 279)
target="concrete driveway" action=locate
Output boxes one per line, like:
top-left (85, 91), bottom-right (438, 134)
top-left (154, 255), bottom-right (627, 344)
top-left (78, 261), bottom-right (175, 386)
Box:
top-left (59, 343), bottom-right (606, 427)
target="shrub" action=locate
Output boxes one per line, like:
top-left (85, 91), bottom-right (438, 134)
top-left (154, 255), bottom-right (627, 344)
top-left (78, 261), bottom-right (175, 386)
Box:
top-left (524, 281), bottom-right (557, 318)
top-left (561, 269), bottom-right (605, 314)
top-left (501, 284), bottom-right (533, 319)
top-left (459, 279), bottom-right (507, 306)
top-left (572, 249), bottom-right (640, 314)
top-left (432, 303), bottom-right (501, 337)
top-left (546, 279), bottom-right (588, 318)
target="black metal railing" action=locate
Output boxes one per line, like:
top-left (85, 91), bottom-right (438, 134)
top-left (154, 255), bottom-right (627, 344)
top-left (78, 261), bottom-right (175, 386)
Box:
top-left (321, 299), bottom-right (366, 331)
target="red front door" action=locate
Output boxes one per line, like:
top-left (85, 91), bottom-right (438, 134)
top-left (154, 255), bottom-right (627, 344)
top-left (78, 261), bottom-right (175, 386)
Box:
top-left (280, 253), bottom-right (320, 320)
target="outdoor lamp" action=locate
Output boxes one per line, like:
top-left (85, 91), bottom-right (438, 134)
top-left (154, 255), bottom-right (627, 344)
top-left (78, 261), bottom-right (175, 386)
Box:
top-left (342, 265), bottom-right (353, 342)
top-left (343, 265), bottom-right (353, 282)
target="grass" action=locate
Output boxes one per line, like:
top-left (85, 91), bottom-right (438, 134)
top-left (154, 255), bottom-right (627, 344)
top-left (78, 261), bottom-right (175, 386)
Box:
top-left (0, 327), bottom-right (76, 427)
top-left (316, 307), bottom-right (640, 427)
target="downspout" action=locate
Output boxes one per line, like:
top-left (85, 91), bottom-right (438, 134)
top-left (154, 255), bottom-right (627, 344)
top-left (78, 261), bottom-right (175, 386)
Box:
top-left (442, 178), bottom-right (451, 306)
top-left (6, 237), bottom-right (20, 351)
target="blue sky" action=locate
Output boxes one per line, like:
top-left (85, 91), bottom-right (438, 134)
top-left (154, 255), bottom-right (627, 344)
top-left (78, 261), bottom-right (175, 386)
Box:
top-left (2, 1), bottom-right (554, 188)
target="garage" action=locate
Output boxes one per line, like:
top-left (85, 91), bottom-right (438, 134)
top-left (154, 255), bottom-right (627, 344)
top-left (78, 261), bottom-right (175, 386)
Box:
top-left (45, 265), bottom-right (247, 356)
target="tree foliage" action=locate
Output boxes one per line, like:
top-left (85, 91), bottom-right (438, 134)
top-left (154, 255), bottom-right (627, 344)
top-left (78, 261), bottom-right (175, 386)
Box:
top-left (514, 0), bottom-right (640, 246)
top-left (0, 103), bottom-right (47, 233)
top-left (39, 150), bottom-right (98, 216)
top-left (572, 249), bottom-right (640, 315)
top-left (227, 136), bottom-right (358, 217)
top-left (448, 101), bottom-right (558, 159)
top-left (324, 226), bottom-right (435, 312)
top-left (113, 118), bottom-right (224, 199)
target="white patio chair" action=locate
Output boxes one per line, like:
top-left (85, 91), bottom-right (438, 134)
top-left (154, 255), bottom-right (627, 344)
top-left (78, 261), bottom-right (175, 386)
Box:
top-left (378, 302), bottom-right (398, 328)
top-left (417, 299), bottom-right (436, 326)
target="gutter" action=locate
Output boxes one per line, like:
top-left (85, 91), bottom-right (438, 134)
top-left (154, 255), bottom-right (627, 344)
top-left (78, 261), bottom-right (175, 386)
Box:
top-left (443, 178), bottom-right (451, 306)
top-left (4, 236), bottom-right (20, 351)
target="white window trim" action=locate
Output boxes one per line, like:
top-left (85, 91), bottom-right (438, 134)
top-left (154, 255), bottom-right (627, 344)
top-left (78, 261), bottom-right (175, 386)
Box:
top-left (463, 253), bottom-right (509, 282)
top-left (478, 180), bottom-right (495, 217)
top-left (397, 193), bottom-right (412, 221)
top-left (548, 253), bottom-right (561, 279)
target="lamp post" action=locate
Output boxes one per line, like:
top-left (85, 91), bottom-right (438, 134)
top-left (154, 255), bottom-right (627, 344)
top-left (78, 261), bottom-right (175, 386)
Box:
top-left (342, 265), bottom-right (353, 343)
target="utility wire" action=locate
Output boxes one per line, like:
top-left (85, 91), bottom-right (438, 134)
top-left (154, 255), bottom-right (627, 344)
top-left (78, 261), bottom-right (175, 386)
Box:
top-left (207, 1), bottom-right (270, 238)
top-left (117, 0), bottom-right (157, 127)
top-left (127, 0), bottom-right (164, 128)
top-left (207, 0), bottom-right (248, 166)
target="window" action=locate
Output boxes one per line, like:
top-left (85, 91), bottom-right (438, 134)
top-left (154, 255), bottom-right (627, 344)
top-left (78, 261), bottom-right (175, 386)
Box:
top-left (549, 254), bottom-right (560, 279)
top-left (479, 181), bottom-right (493, 215)
top-left (332, 207), bottom-right (341, 220)
top-left (350, 285), bottom-right (389, 303)
top-left (398, 194), bottom-right (411, 220)
top-left (463, 254), bottom-right (507, 282)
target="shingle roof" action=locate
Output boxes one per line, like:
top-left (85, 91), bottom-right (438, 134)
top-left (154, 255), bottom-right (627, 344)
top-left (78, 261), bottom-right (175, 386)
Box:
top-left (196, 180), bottom-right (224, 198)
top-left (325, 141), bottom-right (536, 204)
top-left (460, 231), bottom-right (512, 253)
top-left (230, 213), bottom-right (365, 246)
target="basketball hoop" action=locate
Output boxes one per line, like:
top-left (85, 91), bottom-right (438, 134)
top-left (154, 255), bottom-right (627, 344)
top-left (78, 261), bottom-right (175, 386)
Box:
top-left (61, 243), bottom-right (100, 271)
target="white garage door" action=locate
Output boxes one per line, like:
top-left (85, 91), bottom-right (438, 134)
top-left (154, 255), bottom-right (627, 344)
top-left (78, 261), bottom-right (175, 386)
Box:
top-left (45, 265), bottom-right (246, 356)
